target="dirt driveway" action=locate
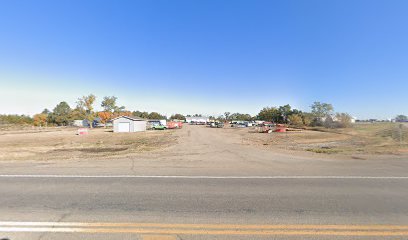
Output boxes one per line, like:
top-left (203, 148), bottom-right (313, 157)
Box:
top-left (127, 124), bottom-right (408, 176)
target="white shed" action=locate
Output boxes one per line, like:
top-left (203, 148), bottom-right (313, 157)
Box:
top-left (112, 116), bottom-right (147, 133)
top-left (185, 116), bottom-right (209, 123)
top-left (72, 120), bottom-right (84, 127)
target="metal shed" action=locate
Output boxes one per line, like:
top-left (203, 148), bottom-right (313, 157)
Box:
top-left (112, 116), bottom-right (147, 133)
top-left (185, 116), bottom-right (209, 124)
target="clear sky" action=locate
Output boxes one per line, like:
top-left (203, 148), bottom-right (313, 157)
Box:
top-left (1, 0), bottom-right (407, 119)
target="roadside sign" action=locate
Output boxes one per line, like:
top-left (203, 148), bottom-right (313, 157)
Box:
top-left (78, 128), bottom-right (89, 135)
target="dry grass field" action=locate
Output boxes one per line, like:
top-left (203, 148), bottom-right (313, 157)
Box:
top-left (240, 123), bottom-right (408, 156)
top-left (0, 123), bottom-right (407, 161)
top-left (0, 127), bottom-right (177, 161)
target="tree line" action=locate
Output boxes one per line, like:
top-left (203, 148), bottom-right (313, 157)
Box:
top-left (256, 102), bottom-right (354, 128)
top-left (1, 94), bottom-right (404, 129)
top-left (219, 102), bottom-right (352, 128)
top-left (30, 94), bottom-right (170, 127)
top-left (0, 114), bottom-right (33, 125)
top-left (27, 94), bottom-right (183, 127)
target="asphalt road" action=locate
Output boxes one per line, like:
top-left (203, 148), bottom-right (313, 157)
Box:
top-left (1, 126), bottom-right (408, 239)
top-left (1, 176), bottom-right (408, 239)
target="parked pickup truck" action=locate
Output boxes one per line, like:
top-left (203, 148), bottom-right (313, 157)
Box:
top-left (149, 121), bottom-right (167, 130)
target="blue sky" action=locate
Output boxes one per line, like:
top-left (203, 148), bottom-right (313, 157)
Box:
top-left (1, 0), bottom-right (407, 119)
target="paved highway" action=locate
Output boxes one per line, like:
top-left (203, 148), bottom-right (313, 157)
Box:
top-left (1, 126), bottom-right (408, 239)
top-left (1, 175), bottom-right (408, 239)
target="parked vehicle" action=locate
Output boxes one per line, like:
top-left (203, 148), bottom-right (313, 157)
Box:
top-left (149, 120), bottom-right (167, 130)
top-left (231, 122), bottom-right (247, 128)
top-left (167, 121), bottom-right (183, 129)
top-left (215, 122), bottom-right (224, 128)
top-left (256, 122), bottom-right (276, 133)
top-left (210, 122), bottom-right (224, 128)
top-left (152, 125), bottom-right (166, 130)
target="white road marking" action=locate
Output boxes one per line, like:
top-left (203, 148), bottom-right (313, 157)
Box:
top-left (0, 175), bottom-right (407, 179)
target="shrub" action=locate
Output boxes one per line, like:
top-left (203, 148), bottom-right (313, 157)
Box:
top-left (288, 114), bottom-right (304, 127)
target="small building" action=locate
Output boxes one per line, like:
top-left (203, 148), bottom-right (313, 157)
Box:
top-left (185, 116), bottom-right (209, 124)
top-left (73, 120), bottom-right (84, 127)
top-left (73, 119), bottom-right (95, 127)
top-left (112, 116), bottom-right (147, 133)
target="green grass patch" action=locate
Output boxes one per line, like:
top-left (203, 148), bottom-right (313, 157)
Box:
top-left (306, 147), bottom-right (341, 154)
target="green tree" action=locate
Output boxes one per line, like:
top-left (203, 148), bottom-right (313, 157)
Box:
top-left (288, 114), bottom-right (304, 127)
top-left (396, 115), bottom-right (408, 122)
top-left (77, 94), bottom-right (97, 128)
top-left (230, 113), bottom-right (253, 121)
top-left (133, 110), bottom-right (142, 117)
top-left (133, 110), bottom-right (149, 119)
top-left (69, 108), bottom-right (86, 120)
top-left (216, 115), bottom-right (226, 122)
top-left (224, 112), bottom-right (231, 121)
top-left (241, 114), bottom-right (253, 121)
top-left (148, 112), bottom-right (166, 120)
top-left (291, 109), bottom-right (303, 115)
top-left (170, 113), bottom-right (186, 121)
top-left (278, 104), bottom-right (292, 123)
top-left (311, 102), bottom-right (334, 119)
top-left (41, 108), bottom-right (51, 114)
top-left (257, 107), bottom-right (280, 123)
top-left (101, 96), bottom-right (125, 113)
top-left (301, 112), bottom-right (314, 126)
top-left (310, 102), bottom-right (334, 126)
top-left (0, 115), bottom-right (33, 125)
top-left (49, 101), bottom-right (72, 126)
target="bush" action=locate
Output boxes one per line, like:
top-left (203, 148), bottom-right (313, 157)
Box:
top-left (301, 113), bottom-right (313, 126)
top-left (323, 113), bottom-right (353, 128)
top-left (335, 113), bottom-right (353, 128)
top-left (33, 113), bottom-right (48, 126)
top-left (288, 114), bottom-right (304, 127)
top-left (0, 114), bottom-right (33, 125)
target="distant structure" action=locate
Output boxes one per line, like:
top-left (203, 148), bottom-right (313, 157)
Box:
top-left (112, 116), bottom-right (147, 133)
top-left (73, 120), bottom-right (84, 127)
top-left (185, 116), bottom-right (209, 124)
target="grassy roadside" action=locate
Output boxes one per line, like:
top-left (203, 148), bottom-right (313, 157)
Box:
top-left (305, 123), bottom-right (408, 155)
top-left (242, 123), bottom-right (408, 156)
